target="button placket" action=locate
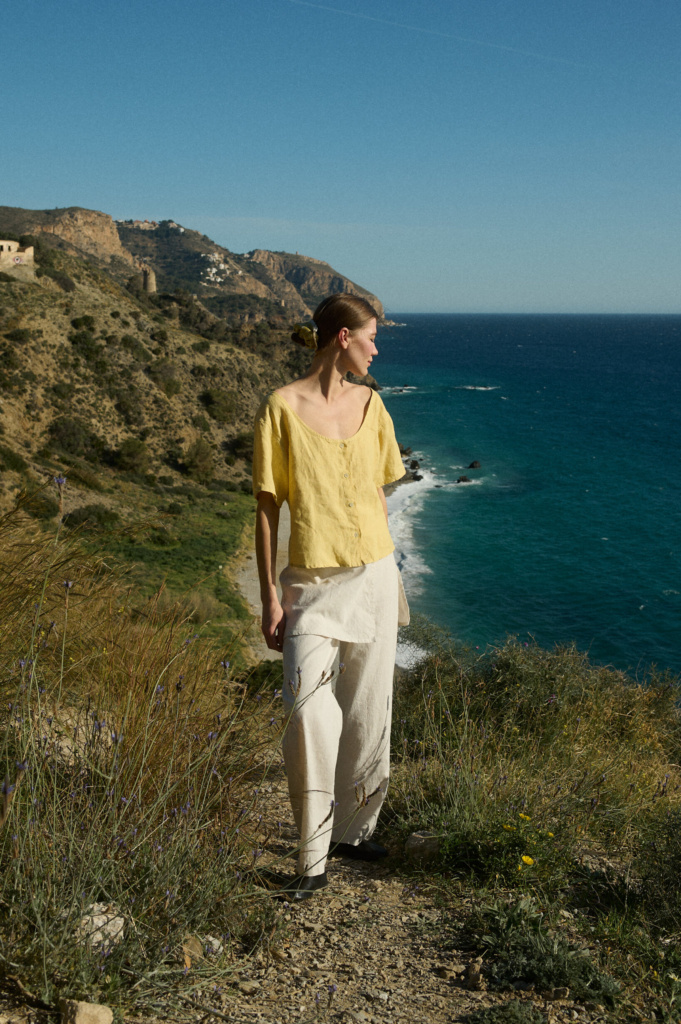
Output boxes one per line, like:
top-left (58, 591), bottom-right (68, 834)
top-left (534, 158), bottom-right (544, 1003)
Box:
top-left (340, 442), bottom-right (361, 549)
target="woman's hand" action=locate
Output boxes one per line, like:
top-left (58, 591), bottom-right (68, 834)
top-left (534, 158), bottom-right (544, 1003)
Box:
top-left (262, 592), bottom-right (286, 652)
top-left (255, 492), bottom-right (285, 651)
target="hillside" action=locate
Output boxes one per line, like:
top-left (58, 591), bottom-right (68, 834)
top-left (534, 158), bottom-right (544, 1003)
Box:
top-left (0, 241), bottom-right (306, 643)
top-left (0, 205), bottom-right (383, 324)
top-left (0, 206), bottom-right (387, 646)
top-left (0, 247), bottom-right (302, 492)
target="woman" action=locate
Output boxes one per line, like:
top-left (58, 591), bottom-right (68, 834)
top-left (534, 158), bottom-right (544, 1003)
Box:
top-left (252, 293), bottom-right (408, 900)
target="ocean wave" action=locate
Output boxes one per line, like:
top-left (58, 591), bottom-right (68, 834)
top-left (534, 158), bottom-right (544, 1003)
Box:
top-left (387, 468), bottom-right (437, 597)
top-left (395, 641), bottom-right (428, 670)
top-left (442, 476), bottom-right (484, 487)
top-left (454, 385), bottom-right (500, 391)
top-left (380, 385), bottom-right (418, 395)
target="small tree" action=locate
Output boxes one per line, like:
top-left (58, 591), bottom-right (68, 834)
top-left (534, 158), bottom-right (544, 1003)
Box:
top-left (200, 388), bottom-right (237, 424)
top-left (185, 438), bottom-right (214, 483)
top-left (116, 439), bottom-right (150, 474)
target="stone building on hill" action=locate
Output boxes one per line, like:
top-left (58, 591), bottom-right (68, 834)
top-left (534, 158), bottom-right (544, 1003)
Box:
top-left (0, 240), bottom-right (35, 282)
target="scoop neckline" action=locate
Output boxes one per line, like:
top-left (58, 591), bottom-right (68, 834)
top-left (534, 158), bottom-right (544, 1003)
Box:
top-left (273, 389), bottom-right (374, 443)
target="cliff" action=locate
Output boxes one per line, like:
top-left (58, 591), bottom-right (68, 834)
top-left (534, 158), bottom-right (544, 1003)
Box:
top-left (0, 206), bottom-right (134, 274)
top-left (247, 249), bottom-right (384, 318)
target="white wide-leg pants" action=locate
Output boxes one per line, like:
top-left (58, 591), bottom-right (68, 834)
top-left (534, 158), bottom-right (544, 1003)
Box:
top-left (281, 555), bottom-right (403, 877)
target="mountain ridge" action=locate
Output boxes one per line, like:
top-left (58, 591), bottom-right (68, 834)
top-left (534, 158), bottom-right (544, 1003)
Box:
top-left (0, 205), bottom-right (382, 323)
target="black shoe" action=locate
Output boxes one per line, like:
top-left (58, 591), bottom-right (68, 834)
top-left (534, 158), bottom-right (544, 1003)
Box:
top-left (330, 839), bottom-right (388, 861)
top-left (277, 872), bottom-right (328, 901)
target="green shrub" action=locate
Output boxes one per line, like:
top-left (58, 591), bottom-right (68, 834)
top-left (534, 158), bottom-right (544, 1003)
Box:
top-left (185, 438), bottom-right (214, 483)
top-left (50, 382), bottom-right (72, 401)
top-left (40, 269), bottom-right (76, 291)
top-left (114, 389), bottom-right (144, 427)
top-left (200, 388), bottom-right (237, 424)
top-left (0, 345), bottom-right (20, 370)
top-left (71, 315), bottom-right (96, 331)
top-left (69, 329), bottom-right (99, 361)
top-left (192, 413), bottom-right (211, 432)
top-left (147, 358), bottom-right (180, 396)
top-left (0, 445), bottom-right (28, 472)
top-left (47, 416), bottom-right (104, 462)
top-left (151, 327), bottom-right (168, 343)
top-left (464, 899), bottom-right (620, 1006)
top-left (4, 328), bottom-right (31, 344)
top-left (465, 1001), bottom-right (546, 1024)
top-left (62, 503), bottom-right (120, 531)
top-left (147, 525), bottom-right (177, 546)
top-left (0, 344), bottom-right (23, 390)
top-left (192, 340), bottom-right (211, 354)
top-left (120, 334), bottom-right (150, 361)
top-left (224, 430), bottom-right (254, 461)
top-left (114, 438), bottom-right (150, 474)
top-left (66, 464), bottom-right (104, 492)
top-left (21, 490), bottom-right (60, 520)
top-left (638, 809), bottom-right (681, 931)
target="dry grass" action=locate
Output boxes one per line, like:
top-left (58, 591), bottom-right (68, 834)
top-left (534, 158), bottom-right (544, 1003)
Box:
top-left (0, 500), bottom-right (282, 1012)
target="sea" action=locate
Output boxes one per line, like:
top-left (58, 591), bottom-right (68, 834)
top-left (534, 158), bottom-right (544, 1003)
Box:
top-left (381, 315), bottom-right (681, 676)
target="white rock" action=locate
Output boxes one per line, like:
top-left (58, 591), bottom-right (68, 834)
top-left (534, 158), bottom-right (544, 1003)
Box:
top-left (59, 1000), bottom-right (113, 1024)
top-left (404, 831), bottom-right (441, 861)
top-left (204, 934), bottom-right (224, 954)
top-left (76, 903), bottom-right (125, 949)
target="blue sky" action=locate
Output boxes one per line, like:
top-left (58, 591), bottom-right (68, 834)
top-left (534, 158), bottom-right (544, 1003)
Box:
top-left (4, 0), bottom-right (680, 312)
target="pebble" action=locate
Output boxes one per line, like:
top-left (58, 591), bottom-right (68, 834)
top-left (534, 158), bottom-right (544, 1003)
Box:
top-left (238, 981), bottom-right (261, 996)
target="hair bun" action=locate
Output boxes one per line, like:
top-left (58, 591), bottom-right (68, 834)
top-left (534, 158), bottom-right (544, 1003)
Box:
top-left (292, 321), bottom-right (318, 350)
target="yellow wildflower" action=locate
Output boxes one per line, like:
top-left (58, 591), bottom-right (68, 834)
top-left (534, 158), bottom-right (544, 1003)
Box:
top-left (519, 813), bottom-right (531, 821)
top-left (521, 855), bottom-right (534, 866)
top-left (502, 825), bottom-right (516, 831)
top-left (548, 832), bottom-right (554, 838)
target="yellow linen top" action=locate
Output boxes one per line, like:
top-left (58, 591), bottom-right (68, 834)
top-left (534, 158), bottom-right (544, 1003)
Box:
top-left (252, 389), bottom-right (405, 569)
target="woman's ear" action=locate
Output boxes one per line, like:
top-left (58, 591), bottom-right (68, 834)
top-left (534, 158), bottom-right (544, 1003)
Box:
top-left (337, 327), bottom-right (350, 349)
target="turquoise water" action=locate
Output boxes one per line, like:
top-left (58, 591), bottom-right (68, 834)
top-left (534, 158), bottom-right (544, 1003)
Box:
top-left (381, 315), bottom-right (681, 675)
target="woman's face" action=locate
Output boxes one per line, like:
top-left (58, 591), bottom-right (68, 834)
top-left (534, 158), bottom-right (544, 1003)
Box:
top-left (344, 317), bottom-right (378, 376)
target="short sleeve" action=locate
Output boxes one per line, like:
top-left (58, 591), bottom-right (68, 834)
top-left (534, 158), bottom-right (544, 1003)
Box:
top-left (375, 396), bottom-right (406, 487)
top-left (252, 397), bottom-right (289, 506)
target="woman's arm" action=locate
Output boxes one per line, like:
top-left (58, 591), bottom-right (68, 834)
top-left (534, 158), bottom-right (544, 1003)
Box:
top-left (255, 492), bottom-right (286, 652)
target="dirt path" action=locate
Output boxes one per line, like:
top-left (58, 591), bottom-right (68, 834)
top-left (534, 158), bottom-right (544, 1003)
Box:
top-left (212, 771), bottom-right (608, 1024)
